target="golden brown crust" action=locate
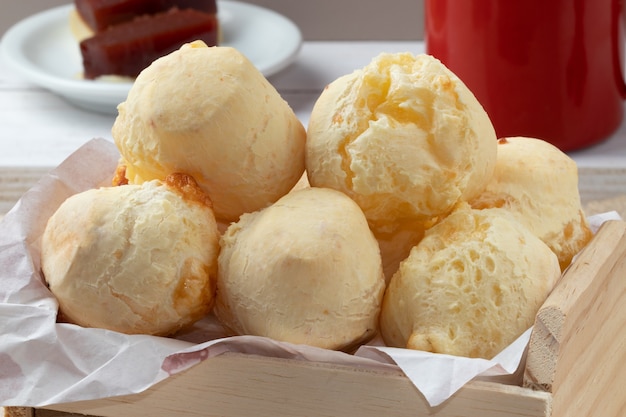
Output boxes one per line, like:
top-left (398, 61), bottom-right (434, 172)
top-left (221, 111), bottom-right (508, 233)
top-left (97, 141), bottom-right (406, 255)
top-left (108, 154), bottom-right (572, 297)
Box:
top-left (111, 163), bottom-right (129, 186)
top-left (164, 173), bottom-right (213, 210)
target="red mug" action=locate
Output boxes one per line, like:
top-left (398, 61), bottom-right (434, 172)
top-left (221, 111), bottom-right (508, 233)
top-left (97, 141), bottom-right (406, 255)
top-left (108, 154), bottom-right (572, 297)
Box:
top-left (425, 0), bottom-right (626, 151)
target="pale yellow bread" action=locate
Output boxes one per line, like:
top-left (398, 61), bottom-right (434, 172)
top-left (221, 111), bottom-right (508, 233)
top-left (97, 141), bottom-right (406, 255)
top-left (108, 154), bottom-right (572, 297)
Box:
top-left (41, 175), bottom-right (220, 336)
top-left (305, 52), bottom-right (497, 225)
top-left (112, 41), bottom-right (306, 223)
top-left (370, 218), bottom-right (432, 283)
top-left (380, 206), bottom-right (561, 359)
top-left (215, 187), bottom-right (386, 351)
top-left (470, 136), bottom-right (593, 270)
top-left (289, 171), bottom-right (311, 193)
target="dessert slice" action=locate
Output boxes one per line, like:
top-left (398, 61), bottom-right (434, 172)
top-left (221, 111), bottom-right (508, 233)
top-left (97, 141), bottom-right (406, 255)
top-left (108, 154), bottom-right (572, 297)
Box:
top-left (75, 0), bottom-right (218, 32)
top-left (80, 8), bottom-right (218, 79)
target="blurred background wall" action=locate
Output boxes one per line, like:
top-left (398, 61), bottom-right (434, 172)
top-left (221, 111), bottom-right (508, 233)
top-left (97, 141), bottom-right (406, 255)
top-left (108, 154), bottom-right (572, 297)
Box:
top-left (0, 0), bottom-right (425, 40)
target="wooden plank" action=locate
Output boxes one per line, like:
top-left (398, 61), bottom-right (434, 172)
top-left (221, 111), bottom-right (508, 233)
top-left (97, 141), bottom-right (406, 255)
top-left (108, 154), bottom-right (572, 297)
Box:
top-left (3, 408), bottom-right (32, 417)
top-left (584, 194), bottom-right (626, 219)
top-left (578, 166), bottom-right (626, 204)
top-left (0, 167), bottom-right (51, 215)
top-left (523, 220), bottom-right (626, 417)
top-left (28, 353), bottom-right (550, 417)
top-left (2, 165), bottom-right (626, 216)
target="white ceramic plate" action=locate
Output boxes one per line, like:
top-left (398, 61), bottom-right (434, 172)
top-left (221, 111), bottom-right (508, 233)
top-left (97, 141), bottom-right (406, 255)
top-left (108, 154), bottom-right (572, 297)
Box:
top-left (0, 1), bottom-right (302, 114)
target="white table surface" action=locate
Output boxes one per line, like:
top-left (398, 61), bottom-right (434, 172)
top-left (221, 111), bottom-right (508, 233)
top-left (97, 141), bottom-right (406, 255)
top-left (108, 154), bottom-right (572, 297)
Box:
top-left (2, 40), bottom-right (626, 213)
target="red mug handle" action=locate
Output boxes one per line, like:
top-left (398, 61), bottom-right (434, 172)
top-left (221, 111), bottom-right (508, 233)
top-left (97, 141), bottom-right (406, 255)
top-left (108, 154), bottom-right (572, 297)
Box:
top-left (615, 0), bottom-right (626, 98)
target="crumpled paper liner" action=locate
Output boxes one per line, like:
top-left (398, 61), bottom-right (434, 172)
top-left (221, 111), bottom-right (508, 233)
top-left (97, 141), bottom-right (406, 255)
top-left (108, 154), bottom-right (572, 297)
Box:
top-left (0, 138), bottom-right (618, 409)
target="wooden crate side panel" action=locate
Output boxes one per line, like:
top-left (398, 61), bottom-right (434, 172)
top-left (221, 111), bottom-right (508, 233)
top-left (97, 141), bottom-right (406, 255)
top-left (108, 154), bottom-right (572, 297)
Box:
top-left (35, 353), bottom-right (551, 417)
top-left (524, 220), bottom-right (626, 417)
top-left (3, 408), bottom-right (33, 417)
top-left (552, 238), bottom-right (626, 417)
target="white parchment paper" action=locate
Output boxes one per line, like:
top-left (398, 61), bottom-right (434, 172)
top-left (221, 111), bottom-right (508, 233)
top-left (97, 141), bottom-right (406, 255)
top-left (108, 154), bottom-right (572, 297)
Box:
top-left (0, 138), bottom-right (617, 408)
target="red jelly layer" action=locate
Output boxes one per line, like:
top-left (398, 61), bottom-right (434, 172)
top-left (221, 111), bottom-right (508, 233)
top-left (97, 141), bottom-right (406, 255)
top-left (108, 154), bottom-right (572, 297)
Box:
top-left (80, 9), bottom-right (218, 79)
top-left (75, 0), bottom-right (218, 32)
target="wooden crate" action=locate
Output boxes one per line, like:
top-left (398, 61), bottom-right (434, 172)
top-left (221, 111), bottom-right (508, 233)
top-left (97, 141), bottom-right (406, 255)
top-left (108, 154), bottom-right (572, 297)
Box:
top-left (5, 219), bottom-right (625, 417)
